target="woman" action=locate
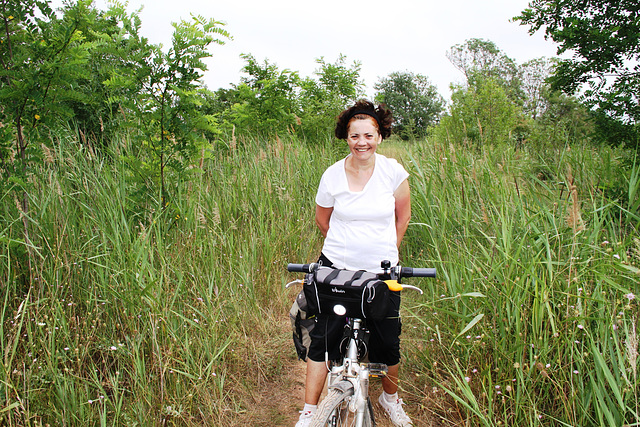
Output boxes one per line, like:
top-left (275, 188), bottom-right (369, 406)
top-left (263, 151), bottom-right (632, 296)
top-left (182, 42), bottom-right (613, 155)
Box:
top-left (296, 100), bottom-right (413, 427)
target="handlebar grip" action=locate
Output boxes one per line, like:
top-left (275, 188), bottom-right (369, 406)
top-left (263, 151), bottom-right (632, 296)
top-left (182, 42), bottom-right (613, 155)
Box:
top-left (401, 267), bottom-right (436, 278)
top-left (287, 263), bottom-right (319, 273)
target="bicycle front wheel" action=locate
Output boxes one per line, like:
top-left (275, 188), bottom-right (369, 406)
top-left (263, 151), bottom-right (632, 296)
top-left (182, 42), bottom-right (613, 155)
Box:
top-left (310, 382), bottom-right (374, 427)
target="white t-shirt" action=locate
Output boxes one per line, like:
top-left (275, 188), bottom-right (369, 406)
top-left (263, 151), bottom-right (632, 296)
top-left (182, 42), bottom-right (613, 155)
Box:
top-left (315, 153), bottom-right (409, 273)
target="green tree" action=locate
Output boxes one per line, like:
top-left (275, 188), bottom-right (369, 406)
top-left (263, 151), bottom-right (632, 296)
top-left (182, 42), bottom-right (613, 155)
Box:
top-left (123, 14), bottom-right (229, 208)
top-left (374, 71), bottom-right (444, 139)
top-left (437, 78), bottom-right (521, 149)
top-left (0, 0), bottom-right (91, 172)
top-left (208, 54), bottom-right (364, 140)
top-left (515, 0), bottom-right (640, 143)
top-left (222, 54), bottom-right (301, 136)
top-left (63, 1), bottom-right (153, 150)
top-left (526, 87), bottom-right (594, 148)
top-left (446, 38), bottom-right (524, 104)
top-left (298, 55), bottom-right (363, 138)
top-left (0, 0), bottom-right (98, 276)
top-left (520, 57), bottom-right (555, 120)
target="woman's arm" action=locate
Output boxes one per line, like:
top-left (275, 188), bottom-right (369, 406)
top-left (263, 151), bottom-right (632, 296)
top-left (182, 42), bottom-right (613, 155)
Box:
top-left (394, 179), bottom-right (411, 248)
top-left (315, 205), bottom-right (333, 238)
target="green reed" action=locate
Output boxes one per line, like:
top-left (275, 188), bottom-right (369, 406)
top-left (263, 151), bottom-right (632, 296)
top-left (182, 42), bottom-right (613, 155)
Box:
top-left (0, 134), bottom-right (337, 425)
top-left (0, 132), bottom-right (637, 426)
top-left (402, 140), bottom-right (639, 426)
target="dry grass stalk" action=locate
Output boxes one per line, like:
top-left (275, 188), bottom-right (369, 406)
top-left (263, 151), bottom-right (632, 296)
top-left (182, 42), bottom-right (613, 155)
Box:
top-left (197, 204), bottom-right (207, 228)
top-left (627, 316), bottom-right (638, 383)
top-left (41, 143), bottom-right (55, 164)
top-left (231, 125), bottom-right (237, 151)
top-left (479, 197), bottom-right (490, 225)
top-left (565, 167), bottom-right (585, 233)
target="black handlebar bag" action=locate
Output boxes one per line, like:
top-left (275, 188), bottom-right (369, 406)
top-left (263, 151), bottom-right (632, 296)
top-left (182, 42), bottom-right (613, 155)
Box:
top-left (303, 267), bottom-right (390, 320)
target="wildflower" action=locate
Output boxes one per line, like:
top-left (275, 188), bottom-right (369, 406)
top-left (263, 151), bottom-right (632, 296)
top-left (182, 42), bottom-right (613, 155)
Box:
top-left (513, 362), bottom-right (520, 369)
top-left (110, 346), bottom-right (117, 351)
top-left (578, 324), bottom-right (584, 329)
top-left (573, 370), bottom-right (579, 374)
top-left (613, 254), bottom-right (620, 259)
top-left (465, 376), bottom-right (471, 383)
top-left (625, 293), bottom-right (636, 301)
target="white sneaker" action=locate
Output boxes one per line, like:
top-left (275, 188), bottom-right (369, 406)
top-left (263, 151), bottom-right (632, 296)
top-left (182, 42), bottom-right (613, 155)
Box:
top-left (295, 410), bottom-right (313, 427)
top-left (378, 394), bottom-right (413, 426)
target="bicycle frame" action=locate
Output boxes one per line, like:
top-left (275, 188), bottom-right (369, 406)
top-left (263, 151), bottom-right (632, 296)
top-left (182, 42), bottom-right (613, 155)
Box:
top-left (325, 316), bottom-right (385, 426)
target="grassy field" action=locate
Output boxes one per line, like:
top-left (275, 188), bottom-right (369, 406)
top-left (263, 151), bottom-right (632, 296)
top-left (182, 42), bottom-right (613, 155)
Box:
top-left (0, 133), bottom-right (638, 426)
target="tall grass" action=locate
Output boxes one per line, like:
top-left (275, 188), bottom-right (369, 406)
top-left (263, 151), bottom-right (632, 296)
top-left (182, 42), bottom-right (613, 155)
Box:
top-left (401, 141), bottom-right (639, 426)
top-left (0, 135), bottom-right (337, 425)
top-left (0, 132), bottom-right (637, 426)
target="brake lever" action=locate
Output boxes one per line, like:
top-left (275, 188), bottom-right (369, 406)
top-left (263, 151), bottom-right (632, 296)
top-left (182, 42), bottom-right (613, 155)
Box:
top-left (285, 279), bottom-right (304, 289)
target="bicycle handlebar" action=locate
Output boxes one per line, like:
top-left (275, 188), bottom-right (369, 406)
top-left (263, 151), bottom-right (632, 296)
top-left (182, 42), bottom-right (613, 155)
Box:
top-left (286, 262), bottom-right (436, 280)
top-left (287, 263), bottom-right (320, 273)
top-left (397, 267), bottom-right (437, 278)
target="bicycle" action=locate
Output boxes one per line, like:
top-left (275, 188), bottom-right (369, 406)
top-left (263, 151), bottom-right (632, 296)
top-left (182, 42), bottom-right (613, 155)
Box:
top-left (287, 260), bottom-right (436, 427)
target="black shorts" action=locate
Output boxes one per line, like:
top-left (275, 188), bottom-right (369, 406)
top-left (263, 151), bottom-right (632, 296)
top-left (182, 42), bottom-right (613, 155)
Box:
top-left (307, 254), bottom-right (403, 366)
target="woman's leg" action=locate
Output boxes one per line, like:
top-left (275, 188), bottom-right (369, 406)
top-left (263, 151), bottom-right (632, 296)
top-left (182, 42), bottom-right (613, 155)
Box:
top-left (304, 360), bottom-right (329, 404)
top-left (382, 363), bottom-right (399, 394)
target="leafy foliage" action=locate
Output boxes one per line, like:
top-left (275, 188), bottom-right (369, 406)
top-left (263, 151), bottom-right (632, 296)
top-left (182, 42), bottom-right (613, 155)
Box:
top-left (519, 57), bottom-right (555, 119)
top-left (0, 0), bottom-right (99, 277)
top-left (515, 0), bottom-right (640, 145)
top-left (298, 55), bottom-right (364, 139)
top-left (218, 54), bottom-right (302, 137)
top-left (0, 0), bottom-right (92, 174)
top-left (374, 71), bottom-right (444, 139)
top-left (437, 78), bottom-right (521, 148)
top-left (210, 54), bottom-right (363, 140)
top-left (447, 38), bottom-right (524, 105)
top-left (122, 14), bottom-right (229, 207)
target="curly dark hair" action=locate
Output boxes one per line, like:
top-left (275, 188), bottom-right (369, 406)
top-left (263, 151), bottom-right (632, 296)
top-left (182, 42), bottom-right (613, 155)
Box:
top-left (334, 99), bottom-right (393, 140)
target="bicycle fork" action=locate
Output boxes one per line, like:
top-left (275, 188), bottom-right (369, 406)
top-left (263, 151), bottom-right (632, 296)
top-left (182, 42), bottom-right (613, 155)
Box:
top-left (325, 318), bottom-right (373, 426)
top-left (350, 365), bottom-right (370, 425)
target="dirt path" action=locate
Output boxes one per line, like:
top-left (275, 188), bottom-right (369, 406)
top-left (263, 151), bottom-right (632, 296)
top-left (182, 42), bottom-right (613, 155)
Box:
top-left (234, 318), bottom-right (444, 426)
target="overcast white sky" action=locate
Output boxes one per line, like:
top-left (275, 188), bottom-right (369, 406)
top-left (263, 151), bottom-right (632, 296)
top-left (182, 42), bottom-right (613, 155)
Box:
top-left (75, 0), bottom-right (560, 98)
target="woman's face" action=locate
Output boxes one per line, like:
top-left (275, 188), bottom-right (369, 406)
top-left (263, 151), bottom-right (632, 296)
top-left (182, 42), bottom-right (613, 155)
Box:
top-left (346, 118), bottom-right (381, 162)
